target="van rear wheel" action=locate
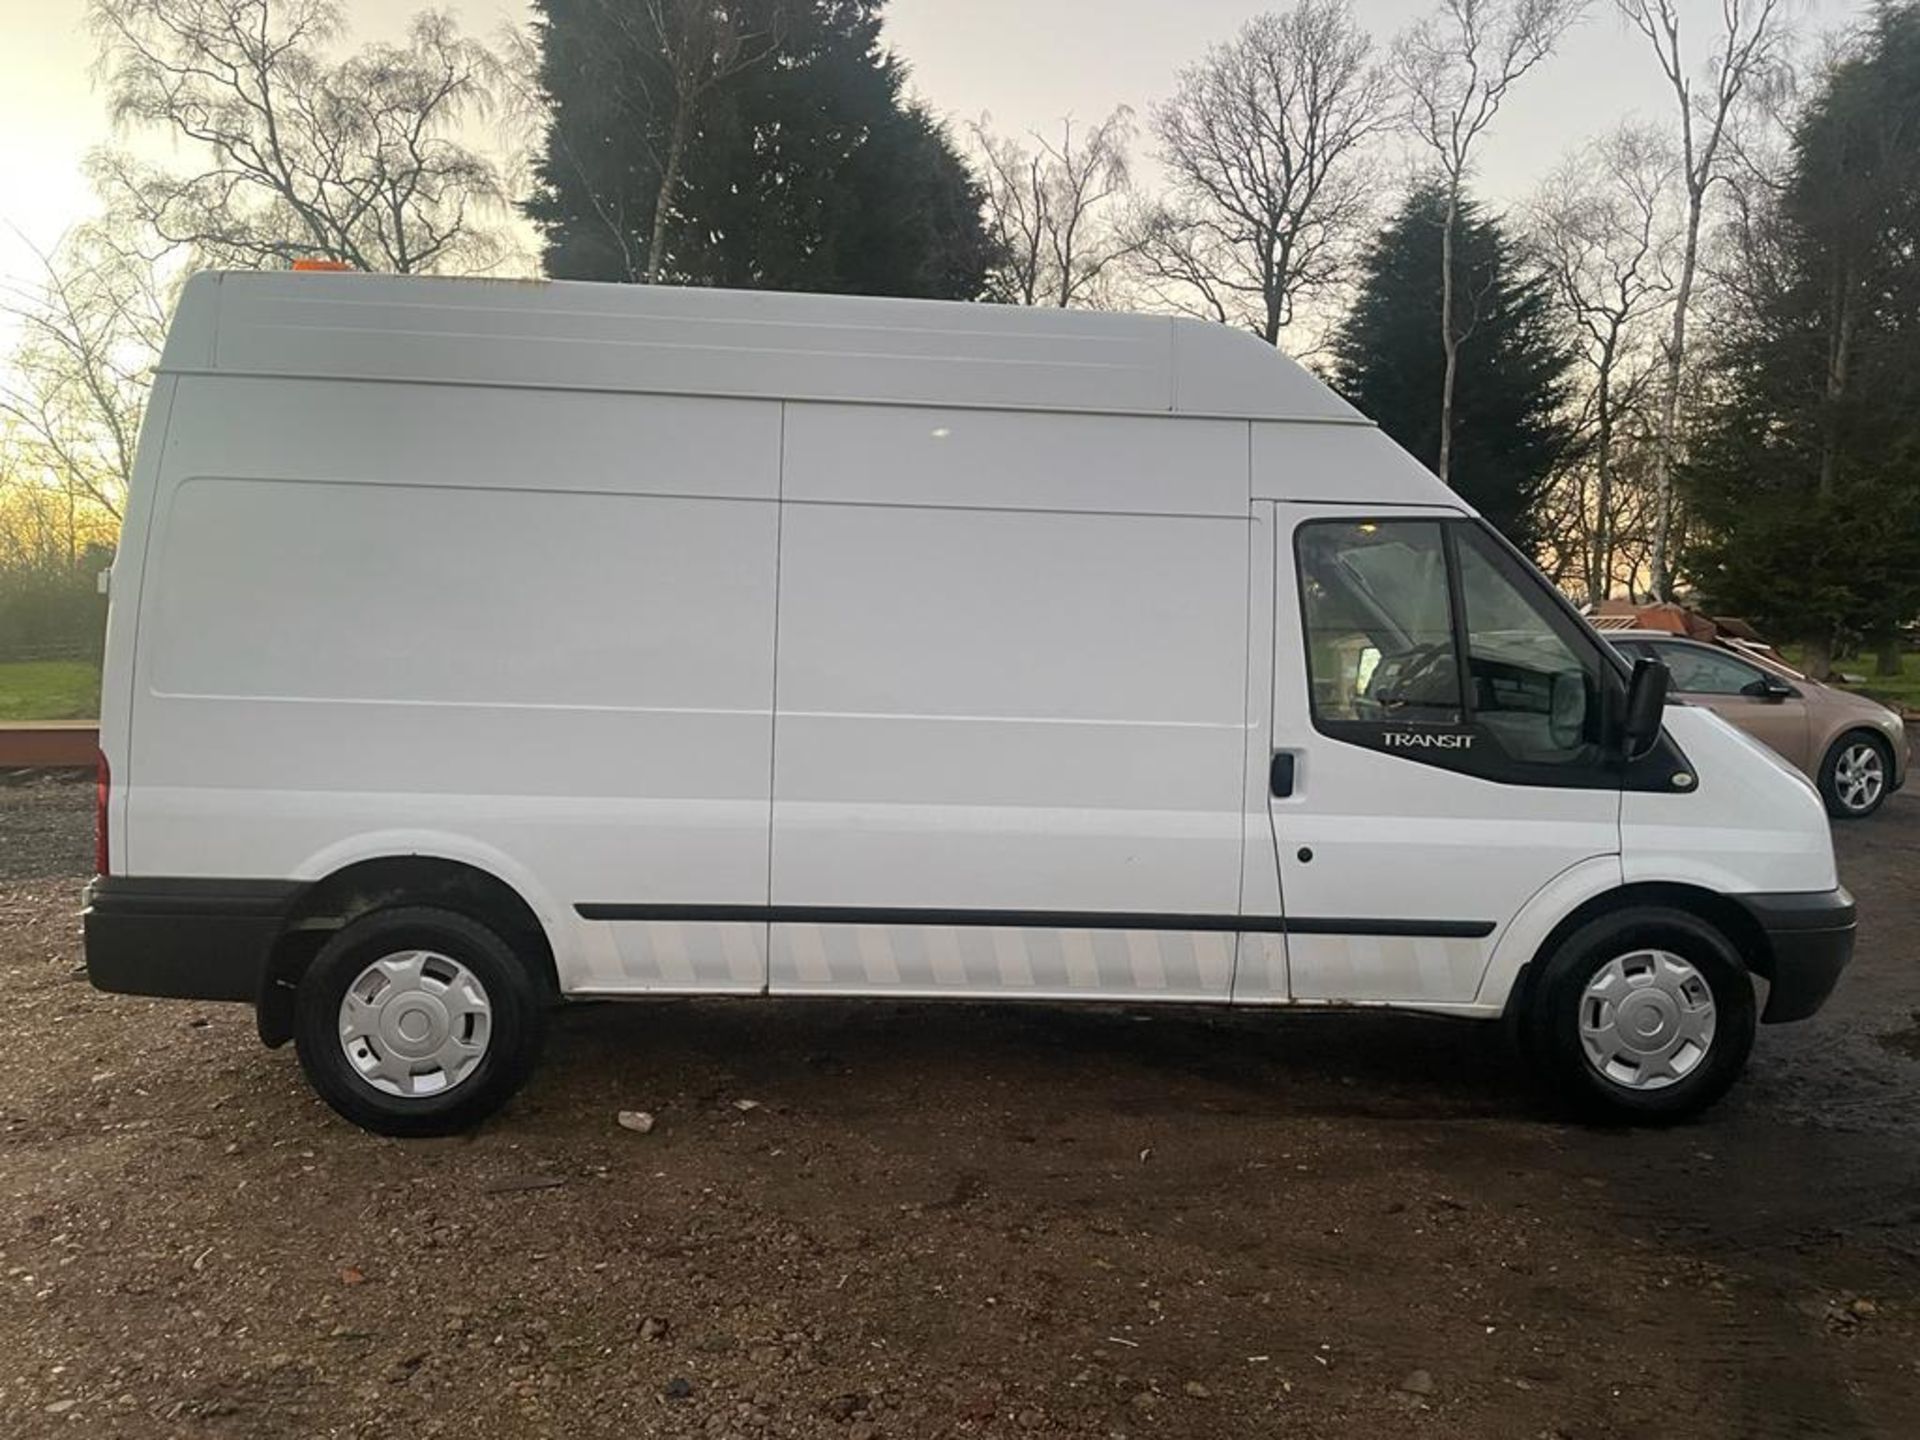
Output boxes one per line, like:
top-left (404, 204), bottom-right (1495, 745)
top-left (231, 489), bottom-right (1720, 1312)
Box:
top-left (1526, 907), bottom-right (1755, 1123)
top-left (293, 906), bottom-right (545, 1136)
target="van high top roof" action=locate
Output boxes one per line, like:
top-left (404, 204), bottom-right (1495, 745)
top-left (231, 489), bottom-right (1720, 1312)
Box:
top-left (159, 271), bottom-right (1368, 426)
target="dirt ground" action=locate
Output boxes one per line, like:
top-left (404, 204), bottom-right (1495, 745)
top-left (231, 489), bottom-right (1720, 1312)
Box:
top-left (1, 775), bottom-right (1917, 1439)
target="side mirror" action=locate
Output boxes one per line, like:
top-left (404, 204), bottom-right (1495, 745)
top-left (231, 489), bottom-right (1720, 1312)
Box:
top-left (1622, 658), bottom-right (1670, 760)
top-left (1742, 674), bottom-right (1793, 701)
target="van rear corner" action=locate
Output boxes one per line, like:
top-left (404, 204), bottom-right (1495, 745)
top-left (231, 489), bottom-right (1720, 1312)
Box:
top-left (83, 876), bottom-right (297, 1012)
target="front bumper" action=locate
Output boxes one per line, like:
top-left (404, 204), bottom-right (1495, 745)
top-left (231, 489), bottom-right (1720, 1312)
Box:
top-left (1736, 887), bottom-right (1856, 1023)
top-left (84, 876), bottom-right (299, 1003)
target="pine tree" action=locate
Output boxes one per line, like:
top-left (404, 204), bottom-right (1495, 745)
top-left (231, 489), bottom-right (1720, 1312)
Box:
top-left (524, 0), bottom-right (992, 300)
top-left (1331, 183), bottom-right (1578, 553)
top-left (1682, 2), bottom-right (1920, 673)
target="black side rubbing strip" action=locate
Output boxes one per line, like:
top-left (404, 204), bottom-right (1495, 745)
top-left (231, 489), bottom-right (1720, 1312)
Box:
top-left (573, 904), bottom-right (1494, 941)
top-left (1283, 917), bottom-right (1495, 938)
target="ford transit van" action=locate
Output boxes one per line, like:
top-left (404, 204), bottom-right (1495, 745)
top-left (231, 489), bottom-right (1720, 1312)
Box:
top-left (84, 273), bottom-right (1854, 1134)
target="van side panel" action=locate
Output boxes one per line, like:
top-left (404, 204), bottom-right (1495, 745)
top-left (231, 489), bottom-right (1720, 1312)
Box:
top-left (780, 403), bottom-right (1251, 516)
top-left (768, 406), bottom-right (1250, 998)
top-left (127, 377), bottom-right (782, 992)
top-left (1252, 423), bottom-right (1450, 507)
top-left (97, 376), bottom-right (183, 874)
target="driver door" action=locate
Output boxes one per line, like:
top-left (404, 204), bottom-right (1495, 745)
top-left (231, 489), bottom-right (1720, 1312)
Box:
top-left (1264, 504), bottom-right (1622, 1006)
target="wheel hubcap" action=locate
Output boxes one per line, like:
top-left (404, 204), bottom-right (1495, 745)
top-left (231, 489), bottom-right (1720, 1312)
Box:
top-left (1835, 743), bottom-right (1885, 813)
top-left (338, 950), bottom-right (493, 1098)
top-left (1579, 949), bottom-right (1717, 1091)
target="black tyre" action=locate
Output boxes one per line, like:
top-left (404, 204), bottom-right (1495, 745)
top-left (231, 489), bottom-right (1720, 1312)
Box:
top-left (293, 906), bottom-right (546, 1136)
top-left (1525, 907), bottom-right (1756, 1124)
top-left (1818, 731), bottom-right (1893, 820)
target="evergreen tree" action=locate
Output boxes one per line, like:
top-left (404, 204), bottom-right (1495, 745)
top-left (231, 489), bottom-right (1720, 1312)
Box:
top-left (1331, 184), bottom-right (1578, 552)
top-left (1682, 2), bottom-right (1920, 674)
top-left (524, 0), bottom-right (992, 299)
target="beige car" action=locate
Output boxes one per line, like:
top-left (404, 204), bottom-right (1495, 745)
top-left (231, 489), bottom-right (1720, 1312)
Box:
top-left (1610, 631), bottom-right (1909, 819)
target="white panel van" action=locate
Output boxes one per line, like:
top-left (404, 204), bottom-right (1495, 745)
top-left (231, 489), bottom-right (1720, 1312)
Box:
top-left (84, 272), bottom-right (1855, 1134)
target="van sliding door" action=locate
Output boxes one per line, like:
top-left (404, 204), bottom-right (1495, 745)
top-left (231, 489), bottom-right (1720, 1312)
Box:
top-left (765, 404), bottom-right (1252, 1000)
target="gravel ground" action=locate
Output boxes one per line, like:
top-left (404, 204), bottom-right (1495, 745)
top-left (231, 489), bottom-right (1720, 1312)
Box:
top-left (2, 771), bottom-right (1917, 1439)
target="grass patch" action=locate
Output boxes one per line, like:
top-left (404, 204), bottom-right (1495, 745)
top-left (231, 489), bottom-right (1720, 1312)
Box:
top-left (0, 659), bottom-right (102, 722)
top-left (1849, 655), bottom-right (1920, 714)
top-left (1778, 646), bottom-right (1920, 714)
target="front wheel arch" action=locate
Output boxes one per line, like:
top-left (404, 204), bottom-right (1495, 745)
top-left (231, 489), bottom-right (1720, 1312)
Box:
top-left (1524, 904), bottom-right (1758, 1121)
top-left (1503, 881), bottom-right (1771, 1030)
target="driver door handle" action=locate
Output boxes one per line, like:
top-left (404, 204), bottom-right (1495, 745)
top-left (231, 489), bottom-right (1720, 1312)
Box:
top-left (1270, 752), bottom-right (1298, 798)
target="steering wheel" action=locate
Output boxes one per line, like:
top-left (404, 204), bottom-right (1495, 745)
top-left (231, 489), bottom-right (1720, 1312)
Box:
top-left (1366, 642), bottom-right (1457, 716)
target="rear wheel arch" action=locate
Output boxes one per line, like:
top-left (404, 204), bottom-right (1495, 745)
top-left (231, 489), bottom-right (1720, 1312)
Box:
top-left (258, 855), bottom-right (560, 1047)
top-left (293, 904), bottom-right (548, 1135)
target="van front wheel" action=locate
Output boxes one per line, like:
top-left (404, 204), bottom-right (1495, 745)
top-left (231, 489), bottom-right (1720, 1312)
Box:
top-left (293, 906), bottom-right (546, 1136)
top-left (1527, 908), bottom-right (1756, 1123)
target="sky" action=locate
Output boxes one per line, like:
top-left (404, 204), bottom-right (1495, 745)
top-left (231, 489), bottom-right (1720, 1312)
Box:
top-left (0, 0), bottom-right (1867, 328)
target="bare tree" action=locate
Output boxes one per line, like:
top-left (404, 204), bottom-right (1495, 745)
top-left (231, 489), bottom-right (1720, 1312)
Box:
top-left (0, 221), bottom-right (168, 527)
top-left (1396, 0), bottom-right (1587, 485)
top-left (1616, 0), bottom-right (1792, 599)
top-left (635, 0), bottom-right (788, 285)
top-left (973, 109), bottom-right (1138, 308)
top-left (88, 0), bottom-right (511, 274)
top-left (1527, 124), bottom-right (1680, 601)
top-left (1134, 0), bottom-right (1391, 346)
top-left (1597, 424), bottom-right (1666, 599)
